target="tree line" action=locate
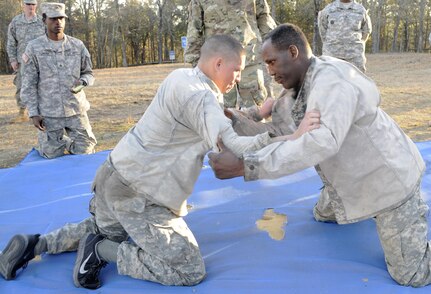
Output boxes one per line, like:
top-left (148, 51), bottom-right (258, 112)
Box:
top-left (0, 0), bottom-right (430, 74)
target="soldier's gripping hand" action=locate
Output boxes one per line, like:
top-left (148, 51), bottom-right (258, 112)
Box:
top-left (31, 116), bottom-right (46, 131)
top-left (10, 61), bottom-right (19, 72)
top-left (71, 79), bottom-right (86, 94)
top-left (208, 138), bottom-right (245, 179)
top-left (258, 97), bottom-right (275, 119)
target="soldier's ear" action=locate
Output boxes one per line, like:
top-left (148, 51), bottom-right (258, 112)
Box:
top-left (215, 57), bottom-right (223, 71)
top-left (288, 45), bottom-right (299, 59)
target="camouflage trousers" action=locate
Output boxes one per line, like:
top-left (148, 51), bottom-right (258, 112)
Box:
top-left (322, 46), bottom-right (366, 73)
top-left (375, 186), bottom-right (431, 287)
top-left (44, 160), bottom-right (206, 286)
top-left (314, 184), bottom-right (431, 287)
top-left (224, 63), bottom-right (268, 108)
top-left (12, 66), bottom-right (25, 109)
top-left (43, 217), bottom-right (98, 253)
top-left (37, 113), bottom-right (97, 159)
top-left (343, 55), bottom-right (366, 73)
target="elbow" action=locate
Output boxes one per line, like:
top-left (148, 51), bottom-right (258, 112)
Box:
top-left (322, 130), bottom-right (341, 156)
top-left (307, 129), bottom-right (340, 160)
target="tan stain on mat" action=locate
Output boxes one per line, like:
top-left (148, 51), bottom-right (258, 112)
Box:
top-left (256, 209), bottom-right (288, 241)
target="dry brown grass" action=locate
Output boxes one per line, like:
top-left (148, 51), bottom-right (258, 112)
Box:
top-left (0, 54), bottom-right (430, 169)
top-left (366, 53), bottom-right (431, 142)
top-left (0, 63), bottom-right (185, 168)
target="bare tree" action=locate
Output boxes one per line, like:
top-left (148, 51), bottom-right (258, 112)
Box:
top-left (2, 0), bottom-right (431, 73)
top-left (391, 2), bottom-right (401, 52)
top-left (76, 0), bottom-right (92, 50)
top-left (92, 0), bottom-right (108, 67)
top-left (114, 0), bottom-right (128, 67)
top-left (370, 0), bottom-right (386, 53)
top-left (417, 0), bottom-right (427, 52)
top-left (144, 4), bottom-right (158, 63)
top-left (155, 0), bottom-right (167, 64)
top-left (312, 0), bottom-right (323, 55)
top-left (64, 0), bottom-right (75, 37)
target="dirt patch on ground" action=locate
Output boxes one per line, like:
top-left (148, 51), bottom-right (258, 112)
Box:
top-left (366, 53), bottom-right (431, 142)
top-left (0, 53), bottom-right (430, 168)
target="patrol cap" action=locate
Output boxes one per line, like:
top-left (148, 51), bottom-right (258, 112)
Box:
top-left (41, 2), bottom-right (68, 18)
top-left (23, 0), bottom-right (37, 4)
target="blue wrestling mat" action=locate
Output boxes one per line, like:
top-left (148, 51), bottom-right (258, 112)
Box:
top-left (1, 142), bottom-right (431, 293)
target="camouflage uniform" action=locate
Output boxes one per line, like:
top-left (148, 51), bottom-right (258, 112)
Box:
top-left (318, 0), bottom-right (371, 72)
top-left (6, 13), bottom-right (45, 109)
top-left (232, 56), bottom-right (431, 287)
top-left (21, 34), bottom-right (97, 158)
top-left (40, 66), bottom-right (274, 286)
top-left (43, 162), bottom-right (206, 286)
top-left (185, 0), bottom-right (276, 108)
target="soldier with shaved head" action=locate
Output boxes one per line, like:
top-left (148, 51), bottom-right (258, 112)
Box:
top-left (185, 0), bottom-right (276, 111)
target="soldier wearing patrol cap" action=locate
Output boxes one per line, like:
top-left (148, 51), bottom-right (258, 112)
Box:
top-left (6, 0), bottom-right (45, 122)
top-left (20, 2), bottom-right (97, 159)
top-left (41, 2), bottom-right (68, 18)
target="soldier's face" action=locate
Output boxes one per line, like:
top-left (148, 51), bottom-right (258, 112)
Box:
top-left (24, 3), bottom-right (37, 15)
top-left (215, 54), bottom-right (245, 94)
top-left (45, 17), bottom-right (66, 35)
top-left (262, 40), bottom-right (301, 90)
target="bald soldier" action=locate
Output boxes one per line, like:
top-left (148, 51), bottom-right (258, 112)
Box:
top-left (7, 0), bottom-right (45, 122)
top-left (21, 2), bottom-right (97, 159)
top-left (185, 0), bottom-right (276, 109)
top-left (0, 35), bottom-right (319, 289)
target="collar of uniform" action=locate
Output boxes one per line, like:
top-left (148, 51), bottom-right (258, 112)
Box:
top-left (335, 0), bottom-right (355, 9)
top-left (43, 34), bottom-right (71, 52)
top-left (193, 66), bottom-right (224, 103)
top-left (22, 13), bottom-right (39, 23)
top-left (290, 56), bottom-right (316, 126)
top-left (296, 56), bottom-right (316, 102)
top-left (20, 13), bottom-right (41, 23)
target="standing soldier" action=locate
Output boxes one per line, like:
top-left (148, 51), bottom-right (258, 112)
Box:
top-left (318, 0), bottom-right (372, 72)
top-left (7, 0), bottom-right (45, 122)
top-left (185, 0), bottom-right (276, 110)
top-left (21, 2), bottom-right (97, 159)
